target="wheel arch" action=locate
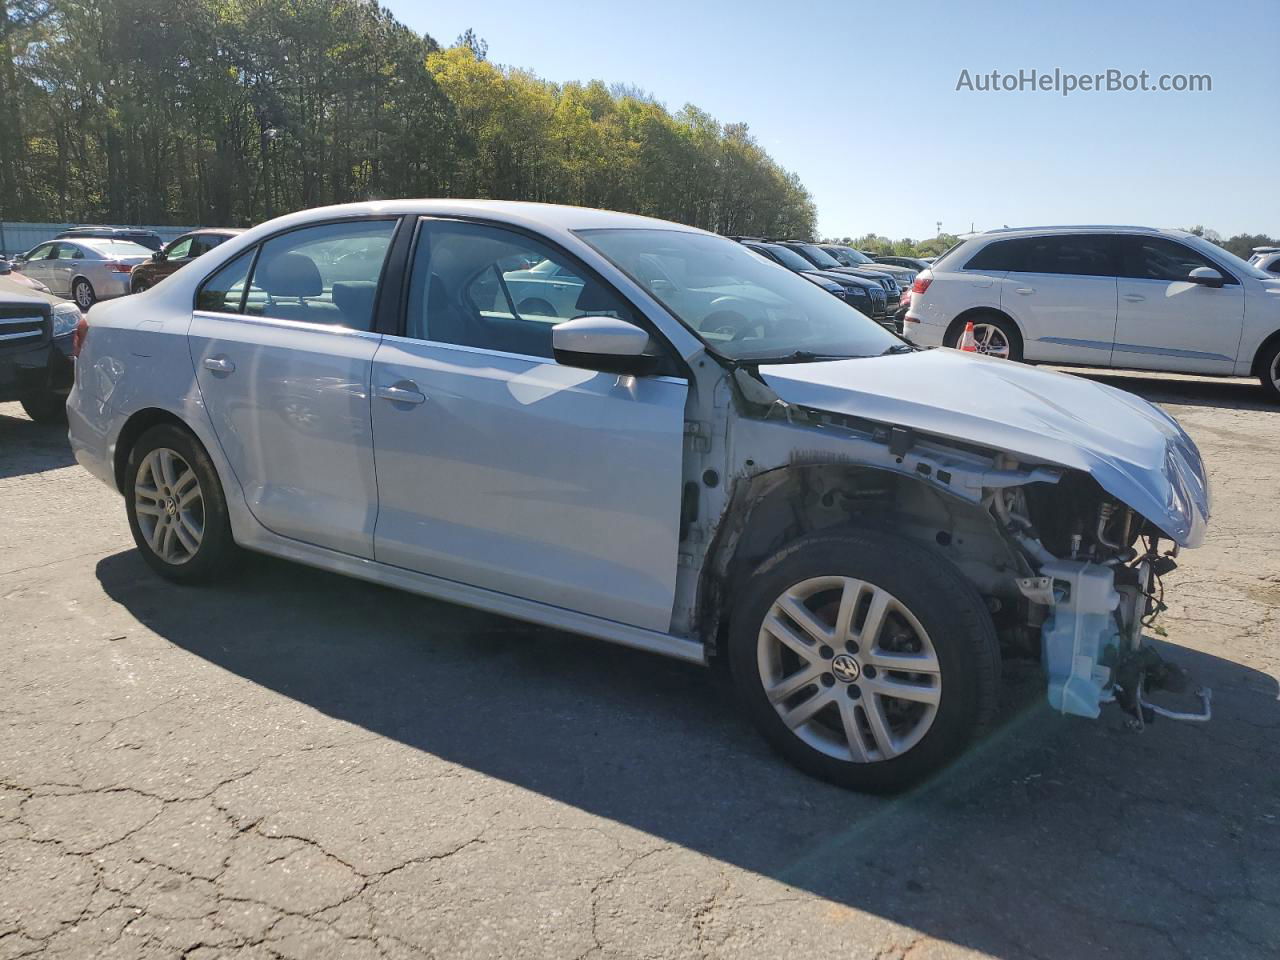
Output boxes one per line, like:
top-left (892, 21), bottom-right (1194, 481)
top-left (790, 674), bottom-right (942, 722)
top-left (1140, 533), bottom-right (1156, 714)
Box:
top-left (112, 407), bottom-right (197, 493)
top-left (696, 462), bottom-right (1022, 659)
top-left (1250, 327), bottom-right (1280, 378)
top-left (945, 306), bottom-right (1023, 350)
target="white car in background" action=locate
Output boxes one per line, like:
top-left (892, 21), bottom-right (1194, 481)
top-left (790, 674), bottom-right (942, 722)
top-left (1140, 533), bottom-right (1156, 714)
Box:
top-left (1249, 246), bottom-right (1280, 275)
top-left (68, 201), bottom-right (1212, 792)
top-left (904, 226), bottom-right (1280, 399)
top-left (12, 237), bottom-right (154, 309)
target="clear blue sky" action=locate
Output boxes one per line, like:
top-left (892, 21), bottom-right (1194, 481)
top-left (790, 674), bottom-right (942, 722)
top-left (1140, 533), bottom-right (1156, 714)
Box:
top-left (387, 0), bottom-right (1279, 241)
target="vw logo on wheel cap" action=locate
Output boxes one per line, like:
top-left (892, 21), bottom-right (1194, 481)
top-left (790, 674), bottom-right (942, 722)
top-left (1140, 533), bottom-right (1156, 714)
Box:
top-left (831, 653), bottom-right (861, 683)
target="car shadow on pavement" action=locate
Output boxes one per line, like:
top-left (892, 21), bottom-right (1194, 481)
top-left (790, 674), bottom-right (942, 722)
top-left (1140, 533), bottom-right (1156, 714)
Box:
top-left (95, 547), bottom-right (1280, 960)
top-left (1066, 369), bottom-right (1276, 412)
top-left (0, 409), bottom-right (76, 478)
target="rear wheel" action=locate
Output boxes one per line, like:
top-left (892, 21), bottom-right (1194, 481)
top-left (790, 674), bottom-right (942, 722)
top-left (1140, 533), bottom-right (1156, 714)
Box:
top-left (131, 277), bottom-right (150, 294)
top-left (728, 530), bottom-right (1000, 792)
top-left (1259, 340), bottom-right (1280, 402)
top-left (72, 278), bottom-right (96, 310)
top-left (19, 391), bottom-right (67, 424)
top-left (124, 424), bottom-right (238, 583)
top-left (946, 312), bottom-right (1021, 361)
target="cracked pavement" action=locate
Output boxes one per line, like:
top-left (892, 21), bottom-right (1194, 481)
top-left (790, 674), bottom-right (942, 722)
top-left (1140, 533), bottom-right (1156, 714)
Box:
top-left (1, 369), bottom-right (1278, 959)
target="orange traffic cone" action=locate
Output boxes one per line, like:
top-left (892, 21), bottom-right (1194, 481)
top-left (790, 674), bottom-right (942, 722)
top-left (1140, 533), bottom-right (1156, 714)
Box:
top-left (958, 321), bottom-right (978, 352)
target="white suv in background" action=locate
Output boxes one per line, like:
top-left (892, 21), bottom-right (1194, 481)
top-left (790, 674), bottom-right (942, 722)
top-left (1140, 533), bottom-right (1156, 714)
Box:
top-left (904, 226), bottom-right (1280, 399)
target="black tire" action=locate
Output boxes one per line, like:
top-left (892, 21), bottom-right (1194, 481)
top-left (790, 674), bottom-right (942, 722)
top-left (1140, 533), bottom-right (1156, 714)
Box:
top-left (727, 529), bottom-right (1001, 793)
top-left (72, 277), bottom-right (96, 310)
top-left (131, 278), bottom-right (150, 294)
top-left (946, 311), bottom-right (1022, 362)
top-left (19, 391), bottom-right (67, 424)
top-left (123, 423), bottom-right (238, 584)
top-left (1258, 339), bottom-right (1280, 402)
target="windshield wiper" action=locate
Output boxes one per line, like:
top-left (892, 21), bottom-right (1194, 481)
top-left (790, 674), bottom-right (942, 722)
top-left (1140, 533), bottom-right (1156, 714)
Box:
top-left (880, 343), bottom-right (916, 355)
top-left (750, 350), bottom-right (865, 364)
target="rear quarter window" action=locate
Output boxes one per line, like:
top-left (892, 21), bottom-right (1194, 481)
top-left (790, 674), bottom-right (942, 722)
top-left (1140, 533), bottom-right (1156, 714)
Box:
top-left (962, 239), bottom-right (1021, 272)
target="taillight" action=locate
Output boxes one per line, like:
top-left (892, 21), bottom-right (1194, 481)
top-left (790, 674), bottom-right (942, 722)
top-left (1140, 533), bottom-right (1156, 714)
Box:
top-left (72, 315), bottom-right (89, 357)
top-left (107, 261), bottom-right (134, 273)
top-left (911, 275), bottom-right (932, 295)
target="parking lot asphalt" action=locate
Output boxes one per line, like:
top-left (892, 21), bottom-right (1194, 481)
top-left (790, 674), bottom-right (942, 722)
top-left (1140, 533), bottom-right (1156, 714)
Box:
top-left (1, 369), bottom-right (1277, 960)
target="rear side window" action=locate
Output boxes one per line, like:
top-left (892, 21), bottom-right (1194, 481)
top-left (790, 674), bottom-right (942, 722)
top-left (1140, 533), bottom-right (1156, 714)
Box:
top-left (963, 239), bottom-right (1021, 272)
top-left (196, 249), bottom-right (255, 313)
top-left (242, 220), bottom-right (396, 331)
top-left (1018, 235), bottom-right (1116, 276)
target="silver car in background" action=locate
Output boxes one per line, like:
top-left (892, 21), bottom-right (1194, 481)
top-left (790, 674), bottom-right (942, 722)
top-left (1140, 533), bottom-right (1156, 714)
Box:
top-left (13, 238), bottom-right (153, 309)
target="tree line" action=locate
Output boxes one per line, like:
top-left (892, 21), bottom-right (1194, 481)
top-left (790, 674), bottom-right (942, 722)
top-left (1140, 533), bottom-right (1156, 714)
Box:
top-left (0, 0), bottom-right (817, 238)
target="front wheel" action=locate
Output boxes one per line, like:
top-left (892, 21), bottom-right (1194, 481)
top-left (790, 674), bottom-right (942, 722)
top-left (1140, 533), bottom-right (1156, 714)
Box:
top-left (124, 424), bottom-right (238, 583)
top-left (72, 278), bottom-right (96, 310)
top-left (131, 278), bottom-right (150, 294)
top-left (728, 530), bottom-right (1001, 792)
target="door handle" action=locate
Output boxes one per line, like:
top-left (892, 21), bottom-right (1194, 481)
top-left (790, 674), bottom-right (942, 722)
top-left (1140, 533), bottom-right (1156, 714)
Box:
top-left (203, 356), bottom-right (235, 373)
top-left (376, 382), bottom-right (427, 405)
top-left (1123, 293), bottom-right (1146, 302)
top-left (1014, 287), bottom-right (1035, 296)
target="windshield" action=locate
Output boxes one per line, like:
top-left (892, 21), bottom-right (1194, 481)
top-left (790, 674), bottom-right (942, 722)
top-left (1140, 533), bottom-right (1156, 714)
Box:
top-left (831, 245), bottom-right (875, 265)
top-left (1184, 235), bottom-right (1272, 281)
top-left (760, 243), bottom-right (815, 272)
top-left (578, 228), bottom-right (900, 362)
top-left (83, 240), bottom-right (153, 258)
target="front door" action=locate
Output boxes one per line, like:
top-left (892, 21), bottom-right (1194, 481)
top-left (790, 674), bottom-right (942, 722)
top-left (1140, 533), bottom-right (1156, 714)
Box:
top-left (187, 218), bottom-right (398, 558)
top-left (18, 243), bottom-right (56, 289)
top-left (1113, 235), bottom-right (1244, 374)
top-left (370, 218), bottom-right (688, 632)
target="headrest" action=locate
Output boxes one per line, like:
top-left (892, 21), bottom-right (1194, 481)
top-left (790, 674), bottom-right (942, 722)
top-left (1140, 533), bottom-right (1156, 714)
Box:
top-left (332, 281), bottom-right (378, 325)
top-left (258, 252), bottom-right (322, 298)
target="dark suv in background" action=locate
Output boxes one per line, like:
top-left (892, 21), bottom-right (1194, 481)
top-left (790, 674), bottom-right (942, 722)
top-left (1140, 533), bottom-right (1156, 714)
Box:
top-left (735, 239), bottom-right (893, 329)
top-left (130, 228), bottom-right (243, 292)
top-left (0, 275), bottom-right (80, 422)
top-left (55, 225), bottom-right (164, 252)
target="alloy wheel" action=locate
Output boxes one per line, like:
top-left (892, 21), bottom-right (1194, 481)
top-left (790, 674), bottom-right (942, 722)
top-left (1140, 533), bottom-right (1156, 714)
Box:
top-left (971, 323), bottom-right (1010, 358)
top-left (1270, 352), bottom-right (1280, 393)
top-left (756, 576), bottom-right (942, 763)
top-left (134, 447), bottom-right (205, 565)
top-left (74, 281), bottom-right (94, 309)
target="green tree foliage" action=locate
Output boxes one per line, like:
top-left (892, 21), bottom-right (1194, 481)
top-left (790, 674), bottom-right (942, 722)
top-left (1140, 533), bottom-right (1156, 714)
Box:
top-left (2, 0), bottom-right (816, 237)
top-left (825, 233), bottom-right (961, 258)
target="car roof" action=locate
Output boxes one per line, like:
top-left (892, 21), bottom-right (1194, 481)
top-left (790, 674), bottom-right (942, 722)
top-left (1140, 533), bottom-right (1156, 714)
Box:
top-left (0, 273), bottom-right (64, 306)
top-left (241, 200), bottom-right (707, 238)
top-left (186, 227), bottom-right (245, 236)
top-left (976, 224), bottom-right (1182, 238)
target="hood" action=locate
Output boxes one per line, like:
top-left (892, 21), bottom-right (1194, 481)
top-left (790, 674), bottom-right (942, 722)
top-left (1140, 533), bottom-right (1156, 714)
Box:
top-left (806, 269), bottom-right (878, 291)
top-left (758, 348), bottom-right (1210, 547)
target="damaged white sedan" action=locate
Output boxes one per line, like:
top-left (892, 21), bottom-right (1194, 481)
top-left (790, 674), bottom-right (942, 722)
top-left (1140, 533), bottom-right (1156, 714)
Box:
top-left (67, 201), bottom-right (1211, 792)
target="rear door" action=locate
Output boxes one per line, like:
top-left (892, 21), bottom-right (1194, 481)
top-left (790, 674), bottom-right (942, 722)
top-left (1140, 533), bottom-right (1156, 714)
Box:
top-left (1114, 235), bottom-right (1244, 374)
top-left (997, 234), bottom-right (1119, 365)
top-left (369, 218), bottom-right (688, 631)
top-left (187, 218), bottom-right (399, 558)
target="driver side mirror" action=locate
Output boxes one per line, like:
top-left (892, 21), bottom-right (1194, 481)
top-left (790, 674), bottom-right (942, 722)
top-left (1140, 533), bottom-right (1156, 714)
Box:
top-left (0, 259), bottom-right (10, 275)
top-left (1187, 266), bottom-right (1224, 288)
top-left (151, 250), bottom-right (167, 262)
top-left (552, 316), bottom-right (661, 376)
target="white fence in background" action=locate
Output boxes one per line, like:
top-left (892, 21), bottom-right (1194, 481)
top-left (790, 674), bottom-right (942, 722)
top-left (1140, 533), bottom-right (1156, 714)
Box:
top-left (0, 222), bottom-right (198, 256)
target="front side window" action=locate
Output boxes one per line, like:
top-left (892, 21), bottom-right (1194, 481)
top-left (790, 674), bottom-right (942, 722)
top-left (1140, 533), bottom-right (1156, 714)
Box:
top-left (166, 237), bottom-right (194, 260)
top-left (242, 220), bottom-right (396, 330)
top-left (404, 220), bottom-right (636, 360)
top-left (27, 244), bottom-right (55, 260)
top-left (581, 228), bottom-right (900, 362)
top-left (1121, 236), bottom-right (1232, 283)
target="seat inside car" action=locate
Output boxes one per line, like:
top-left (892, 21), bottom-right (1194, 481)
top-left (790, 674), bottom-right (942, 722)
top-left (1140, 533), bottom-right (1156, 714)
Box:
top-left (255, 252), bottom-right (341, 325)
